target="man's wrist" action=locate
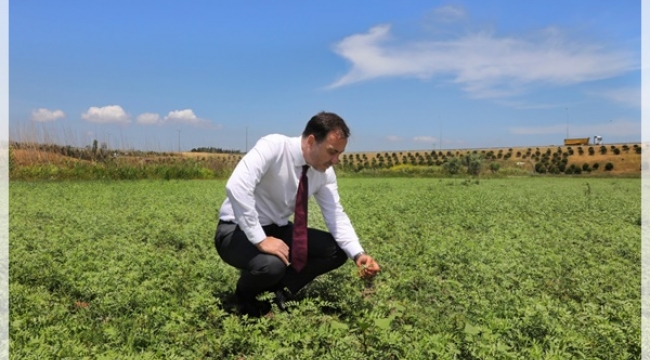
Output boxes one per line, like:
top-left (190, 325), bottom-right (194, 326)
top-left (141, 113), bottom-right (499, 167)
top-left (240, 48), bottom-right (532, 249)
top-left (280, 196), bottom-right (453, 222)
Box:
top-left (353, 251), bottom-right (366, 262)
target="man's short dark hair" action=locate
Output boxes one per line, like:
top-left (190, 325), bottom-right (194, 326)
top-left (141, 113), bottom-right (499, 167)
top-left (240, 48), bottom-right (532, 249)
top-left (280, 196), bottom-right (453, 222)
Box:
top-left (302, 111), bottom-right (351, 143)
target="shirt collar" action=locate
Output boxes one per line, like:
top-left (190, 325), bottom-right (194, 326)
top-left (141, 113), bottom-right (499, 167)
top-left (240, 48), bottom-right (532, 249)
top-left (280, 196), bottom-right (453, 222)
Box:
top-left (291, 136), bottom-right (308, 168)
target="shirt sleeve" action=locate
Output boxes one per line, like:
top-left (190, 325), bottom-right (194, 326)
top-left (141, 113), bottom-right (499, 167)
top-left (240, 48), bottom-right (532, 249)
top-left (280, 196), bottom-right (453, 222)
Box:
top-left (225, 136), bottom-right (279, 245)
top-left (313, 169), bottom-right (364, 259)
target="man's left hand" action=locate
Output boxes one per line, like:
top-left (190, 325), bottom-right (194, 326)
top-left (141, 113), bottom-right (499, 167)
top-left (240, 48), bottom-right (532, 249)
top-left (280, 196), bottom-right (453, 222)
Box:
top-left (355, 254), bottom-right (380, 279)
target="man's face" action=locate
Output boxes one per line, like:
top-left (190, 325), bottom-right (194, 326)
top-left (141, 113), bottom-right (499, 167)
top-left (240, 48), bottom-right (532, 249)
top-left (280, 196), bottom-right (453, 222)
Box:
top-left (305, 131), bottom-right (347, 172)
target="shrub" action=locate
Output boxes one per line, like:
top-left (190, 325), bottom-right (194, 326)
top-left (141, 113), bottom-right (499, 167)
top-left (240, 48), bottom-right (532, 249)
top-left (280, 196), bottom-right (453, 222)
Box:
top-left (535, 162), bottom-right (547, 174)
top-left (564, 164), bottom-right (581, 175)
top-left (592, 162), bottom-right (600, 170)
top-left (463, 153), bottom-right (483, 175)
top-left (489, 162), bottom-right (501, 173)
top-left (613, 148), bottom-right (621, 155)
top-left (443, 157), bottom-right (462, 175)
top-left (605, 162), bottom-right (614, 171)
top-left (588, 147), bottom-right (595, 156)
top-left (582, 163), bottom-right (591, 172)
top-left (600, 146), bottom-right (607, 155)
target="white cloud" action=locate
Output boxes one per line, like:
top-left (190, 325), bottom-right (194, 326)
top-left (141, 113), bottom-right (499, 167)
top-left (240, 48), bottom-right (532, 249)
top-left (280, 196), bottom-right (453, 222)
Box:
top-left (137, 112), bottom-right (162, 125)
top-left (509, 119), bottom-right (639, 137)
top-left (136, 109), bottom-right (220, 128)
top-left (591, 87), bottom-right (640, 108)
top-left (431, 5), bottom-right (466, 23)
top-left (328, 24), bottom-right (637, 99)
top-left (387, 135), bottom-right (403, 142)
top-left (164, 109), bottom-right (205, 124)
top-left (414, 136), bottom-right (437, 143)
top-left (81, 105), bottom-right (131, 124)
top-left (31, 108), bottom-right (65, 122)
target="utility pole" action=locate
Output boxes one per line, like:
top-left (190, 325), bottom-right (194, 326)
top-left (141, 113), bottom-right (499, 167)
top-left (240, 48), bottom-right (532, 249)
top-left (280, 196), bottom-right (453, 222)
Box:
top-left (176, 129), bottom-right (182, 153)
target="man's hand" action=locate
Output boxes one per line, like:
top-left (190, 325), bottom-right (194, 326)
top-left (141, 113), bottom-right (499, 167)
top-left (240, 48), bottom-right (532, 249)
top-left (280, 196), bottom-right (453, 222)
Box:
top-left (355, 254), bottom-right (380, 279)
top-left (256, 236), bottom-right (291, 266)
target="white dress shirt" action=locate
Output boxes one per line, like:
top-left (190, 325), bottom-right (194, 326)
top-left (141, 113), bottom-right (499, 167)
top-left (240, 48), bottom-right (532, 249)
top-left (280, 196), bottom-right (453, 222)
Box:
top-left (219, 134), bottom-right (364, 259)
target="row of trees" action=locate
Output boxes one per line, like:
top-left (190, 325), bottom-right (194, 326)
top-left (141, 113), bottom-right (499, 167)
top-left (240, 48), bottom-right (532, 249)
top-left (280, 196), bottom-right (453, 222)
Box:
top-left (190, 147), bottom-right (242, 154)
top-left (340, 144), bottom-right (638, 171)
top-left (337, 147), bottom-right (623, 175)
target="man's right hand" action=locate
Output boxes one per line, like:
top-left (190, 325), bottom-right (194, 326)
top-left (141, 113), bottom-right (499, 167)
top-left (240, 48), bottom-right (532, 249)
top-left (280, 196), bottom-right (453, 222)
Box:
top-left (256, 236), bottom-right (291, 266)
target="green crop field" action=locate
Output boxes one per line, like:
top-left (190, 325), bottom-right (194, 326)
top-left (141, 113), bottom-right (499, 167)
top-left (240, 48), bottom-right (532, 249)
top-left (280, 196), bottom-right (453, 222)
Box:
top-left (9, 178), bottom-right (640, 359)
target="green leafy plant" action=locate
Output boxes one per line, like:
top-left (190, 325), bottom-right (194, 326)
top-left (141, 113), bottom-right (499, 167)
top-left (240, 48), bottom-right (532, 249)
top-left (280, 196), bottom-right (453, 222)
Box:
top-left (443, 157), bottom-right (462, 175)
top-left (8, 177), bottom-right (641, 359)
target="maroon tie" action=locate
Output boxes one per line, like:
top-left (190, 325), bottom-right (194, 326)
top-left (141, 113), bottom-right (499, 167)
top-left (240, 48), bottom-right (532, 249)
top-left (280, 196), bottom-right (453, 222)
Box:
top-left (291, 165), bottom-right (309, 272)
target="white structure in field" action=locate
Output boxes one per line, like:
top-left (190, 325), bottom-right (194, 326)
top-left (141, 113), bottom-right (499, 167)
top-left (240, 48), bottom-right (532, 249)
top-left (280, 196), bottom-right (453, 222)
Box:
top-left (594, 135), bottom-right (602, 145)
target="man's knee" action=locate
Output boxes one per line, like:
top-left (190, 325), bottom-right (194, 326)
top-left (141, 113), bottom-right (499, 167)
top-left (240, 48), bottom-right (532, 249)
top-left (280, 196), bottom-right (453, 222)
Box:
top-left (250, 254), bottom-right (286, 281)
top-left (333, 247), bottom-right (347, 268)
top-left (336, 248), bottom-right (348, 266)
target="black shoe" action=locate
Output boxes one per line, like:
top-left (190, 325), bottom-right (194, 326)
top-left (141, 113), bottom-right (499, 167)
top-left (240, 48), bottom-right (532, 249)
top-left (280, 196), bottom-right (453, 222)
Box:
top-left (274, 289), bottom-right (291, 312)
top-left (239, 300), bottom-right (270, 318)
top-left (235, 289), bottom-right (270, 318)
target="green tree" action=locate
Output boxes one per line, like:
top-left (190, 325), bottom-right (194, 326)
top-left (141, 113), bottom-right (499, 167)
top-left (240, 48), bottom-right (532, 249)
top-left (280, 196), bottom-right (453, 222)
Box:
top-left (463, 153), bottom-right (483, 175)
top-left (443, 157), bottom-right (462, 175)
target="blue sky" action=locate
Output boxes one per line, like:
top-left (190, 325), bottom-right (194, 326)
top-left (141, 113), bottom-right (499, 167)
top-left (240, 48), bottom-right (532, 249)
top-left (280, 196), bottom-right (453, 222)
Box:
top-left (9, 1), bottom-right (641, 153)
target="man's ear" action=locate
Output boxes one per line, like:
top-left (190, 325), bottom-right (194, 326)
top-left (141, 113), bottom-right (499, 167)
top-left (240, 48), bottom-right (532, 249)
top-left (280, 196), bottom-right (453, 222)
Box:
top-left (306, 134), bottom-right (315, 146)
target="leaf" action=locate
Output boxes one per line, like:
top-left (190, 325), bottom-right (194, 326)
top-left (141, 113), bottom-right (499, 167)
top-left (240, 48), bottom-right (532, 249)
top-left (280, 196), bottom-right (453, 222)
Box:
top-left (464, 323), bottom-right (481, 336)
top-left (394, 304), bottom-right (406, 314)
top-left (358, 320), bottom-right (372, 332)
top-left (374, 318), bottom-right (391, 330)
top-left (331, 321), bottom-right (349, 331)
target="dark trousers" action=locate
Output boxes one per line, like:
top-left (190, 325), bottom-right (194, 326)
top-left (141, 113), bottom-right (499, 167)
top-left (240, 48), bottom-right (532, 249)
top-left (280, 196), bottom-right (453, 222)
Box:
top-left (214, 221), bottom-right (347, 299)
